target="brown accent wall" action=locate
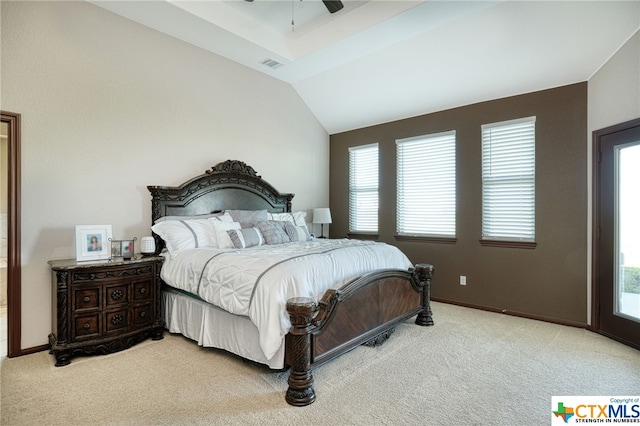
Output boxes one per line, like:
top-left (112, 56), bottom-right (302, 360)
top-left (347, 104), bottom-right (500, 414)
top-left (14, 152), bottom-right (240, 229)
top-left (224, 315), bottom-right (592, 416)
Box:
top-left (330, 83), bottom-right (588, 325)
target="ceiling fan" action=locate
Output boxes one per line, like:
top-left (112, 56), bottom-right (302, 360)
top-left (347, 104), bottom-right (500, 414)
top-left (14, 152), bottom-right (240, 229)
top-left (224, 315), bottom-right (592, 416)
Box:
top-left (243, 0), bottom-right (344, 14)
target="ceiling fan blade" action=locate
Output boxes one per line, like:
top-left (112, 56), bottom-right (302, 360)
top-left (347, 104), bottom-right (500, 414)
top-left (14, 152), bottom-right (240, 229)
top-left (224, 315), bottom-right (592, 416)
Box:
top-left (322, 0), bottom-right (344, 14)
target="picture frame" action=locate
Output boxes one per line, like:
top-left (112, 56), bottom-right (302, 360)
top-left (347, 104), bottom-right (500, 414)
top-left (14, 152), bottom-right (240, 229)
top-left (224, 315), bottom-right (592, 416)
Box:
top-left (75, 225), bottom-right (112, 262)
top-left (121, 239), bottom-right (135, 260)
top-left (110, 239), bottom-right (122, 258)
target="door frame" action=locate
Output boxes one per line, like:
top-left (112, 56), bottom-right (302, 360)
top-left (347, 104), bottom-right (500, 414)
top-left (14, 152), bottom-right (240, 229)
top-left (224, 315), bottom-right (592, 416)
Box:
top-left (592, 117), bottom-right (640, 349)
top-left (1, 111), bottom-right (22, 357)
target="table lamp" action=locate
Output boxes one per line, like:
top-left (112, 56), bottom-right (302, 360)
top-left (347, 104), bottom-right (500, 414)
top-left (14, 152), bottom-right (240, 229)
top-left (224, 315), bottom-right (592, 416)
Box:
top-left (313, 208), bottom-right (332, 238)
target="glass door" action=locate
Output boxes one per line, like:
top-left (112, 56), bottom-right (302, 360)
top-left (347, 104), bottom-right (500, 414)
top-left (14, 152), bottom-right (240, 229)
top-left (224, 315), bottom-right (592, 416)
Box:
top-left (595, 118), bottom-right (640, 349)
top-left (615, 143), bottom-right (640, 323)
top-left (0, 121), bottom-right (6, 358)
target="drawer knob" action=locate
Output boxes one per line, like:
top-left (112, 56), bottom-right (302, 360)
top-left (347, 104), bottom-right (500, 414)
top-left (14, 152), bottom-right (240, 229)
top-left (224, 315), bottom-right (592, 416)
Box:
top-left (83, 322), bottom-right (90, 330)
top-left (140, 311), bottom-right (146, 318)
top-left (139, 288), bottom-right (146, 294)
top-left (111, 290), bottom-right (124, 301)
top-left (111, 314), bottom-right (124, 325)
top-left (83, 296), bottom-right (90, 303)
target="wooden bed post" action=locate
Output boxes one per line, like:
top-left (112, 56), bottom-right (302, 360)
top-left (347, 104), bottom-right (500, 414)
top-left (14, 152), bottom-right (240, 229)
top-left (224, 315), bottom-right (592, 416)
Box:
top-left (414, 263), bottom-right (435, 326)
top-left (285, 297), bottom-right (318, 406)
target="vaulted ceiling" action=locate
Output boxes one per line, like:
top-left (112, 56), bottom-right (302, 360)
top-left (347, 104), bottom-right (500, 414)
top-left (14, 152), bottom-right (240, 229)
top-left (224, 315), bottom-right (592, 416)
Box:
top-left (91, 1), bottom-right (640, 134)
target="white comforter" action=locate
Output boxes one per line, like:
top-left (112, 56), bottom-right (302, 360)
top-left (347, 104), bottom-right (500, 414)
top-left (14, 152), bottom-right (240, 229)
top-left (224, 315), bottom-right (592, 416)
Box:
top-left (160, 239), bottom-right (413, 360)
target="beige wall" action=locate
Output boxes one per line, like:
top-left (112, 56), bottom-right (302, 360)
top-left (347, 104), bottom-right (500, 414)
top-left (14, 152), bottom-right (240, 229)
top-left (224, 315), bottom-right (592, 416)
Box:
top-left (589, 30), bottom-right (640, 132)
top-left (0, 2), bottom-right (329, 349)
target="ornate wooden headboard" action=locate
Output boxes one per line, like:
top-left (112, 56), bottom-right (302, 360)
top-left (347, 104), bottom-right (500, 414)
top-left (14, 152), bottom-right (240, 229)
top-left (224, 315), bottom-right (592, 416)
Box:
top-left (147, 160), bottom-right (294, 252)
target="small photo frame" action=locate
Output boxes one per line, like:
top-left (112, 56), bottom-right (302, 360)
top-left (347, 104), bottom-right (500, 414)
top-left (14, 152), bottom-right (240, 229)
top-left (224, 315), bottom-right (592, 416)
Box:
top-left (121, 239), bottom-right (134, 260)
top-left (110, 239), bottom-right (122, 258)
top-left (76, 225), bottom-right (112, 262)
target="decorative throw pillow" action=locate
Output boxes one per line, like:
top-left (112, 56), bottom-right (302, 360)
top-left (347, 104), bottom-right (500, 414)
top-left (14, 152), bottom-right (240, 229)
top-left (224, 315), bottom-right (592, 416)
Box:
top-left (284, 223), bottom-right (313, 242)
top-left (226, 210), bottom-right (269, 228)
top-left (268, 211), bottom-right (307, 227)
top-left (255, 220), bottom-right (292, 245)
top-left (151, 219), bottom-right (216, 253)
top-left (227, 227), bottom-right (264, 249)
top-left (211, 220), bottom-right (241, 249)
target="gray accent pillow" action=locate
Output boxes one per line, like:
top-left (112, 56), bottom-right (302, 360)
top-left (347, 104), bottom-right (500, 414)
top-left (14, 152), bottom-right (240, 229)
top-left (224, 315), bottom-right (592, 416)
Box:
top-left (226, 210), bottom-right (269, 228)
top-left (268, 211), bottom-right (307, 227)
top-left (227, 227), bottom-right (264, 249)
top-left (284, 223), bottom-right (312, 242)
top-left (255, 220), bottom-right (292, 245)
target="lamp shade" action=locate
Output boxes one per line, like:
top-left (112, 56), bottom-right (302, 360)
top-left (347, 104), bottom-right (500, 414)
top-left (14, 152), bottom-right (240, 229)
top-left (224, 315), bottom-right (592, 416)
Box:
top-left (313, 208), bottom-right (332, 224)
top-left (140, 236), bottom-right (156, 256)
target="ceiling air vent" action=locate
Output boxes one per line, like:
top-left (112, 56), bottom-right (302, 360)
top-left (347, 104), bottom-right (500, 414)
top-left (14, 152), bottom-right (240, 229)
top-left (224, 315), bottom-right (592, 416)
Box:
top-left (260, 59), bottom-right (284, 70)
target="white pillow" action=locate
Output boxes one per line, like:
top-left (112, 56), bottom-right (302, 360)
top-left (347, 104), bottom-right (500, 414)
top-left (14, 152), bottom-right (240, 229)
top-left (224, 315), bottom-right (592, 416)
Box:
top-left (209, 212), bottom-right (234, 223)
top-left (151, 219), bottom-right (216, 254)
top-left (154, 212), bottom-right (226, 223)
top-left (210, 220), bottom-right (241, 249)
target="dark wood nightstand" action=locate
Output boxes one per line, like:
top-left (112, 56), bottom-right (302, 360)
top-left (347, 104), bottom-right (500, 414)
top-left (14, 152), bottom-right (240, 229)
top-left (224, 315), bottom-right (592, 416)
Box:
top-left (48, 256), bottom-right (164, 366)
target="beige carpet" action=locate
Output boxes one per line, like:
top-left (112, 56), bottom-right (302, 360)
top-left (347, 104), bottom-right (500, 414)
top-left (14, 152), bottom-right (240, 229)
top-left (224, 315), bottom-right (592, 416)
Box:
top-left (1, 302), bottom-right (639, 425)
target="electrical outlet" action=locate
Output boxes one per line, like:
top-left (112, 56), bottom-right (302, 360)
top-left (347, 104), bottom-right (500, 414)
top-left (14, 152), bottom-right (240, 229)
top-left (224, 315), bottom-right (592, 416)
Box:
top-left (460, 275), bottom-right (467, 286)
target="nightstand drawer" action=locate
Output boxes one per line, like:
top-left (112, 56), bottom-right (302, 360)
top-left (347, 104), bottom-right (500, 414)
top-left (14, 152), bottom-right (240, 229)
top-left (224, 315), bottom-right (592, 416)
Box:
top-left (105, 309), bottom-right (129, 334)
top-left (133, 303), bottom-right (153, 327)
top-left (74, 287), bottom-right (100, 311)
top-left (106, 284), bottom-right (129, 307)
top-left (73, 314), bottom-right (100, 340)
top-left (133, 279), bottom-right (153, 302)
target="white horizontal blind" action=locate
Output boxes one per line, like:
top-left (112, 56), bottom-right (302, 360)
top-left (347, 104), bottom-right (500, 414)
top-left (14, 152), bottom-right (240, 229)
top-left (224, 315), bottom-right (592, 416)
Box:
top-left (397, 131), bottom-right (456, 237)
top-left (349, 143), bottom-right (378, 233)
top-left (482, 117), bottom-right (536, 241)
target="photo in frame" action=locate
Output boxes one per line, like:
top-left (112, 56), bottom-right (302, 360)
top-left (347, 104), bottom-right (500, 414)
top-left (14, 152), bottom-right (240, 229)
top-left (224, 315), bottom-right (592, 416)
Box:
top-left (110, 239), bottom-right (122, 258)
top-left (75, 225), bottom-right (112, 262)
top-left (121, 239), bottom-right (135, 260)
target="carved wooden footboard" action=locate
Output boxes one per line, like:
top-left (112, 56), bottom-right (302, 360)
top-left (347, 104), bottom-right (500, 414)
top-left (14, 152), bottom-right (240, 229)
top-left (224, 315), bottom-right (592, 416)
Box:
top-left (285, 263), bottom-right (434, 406)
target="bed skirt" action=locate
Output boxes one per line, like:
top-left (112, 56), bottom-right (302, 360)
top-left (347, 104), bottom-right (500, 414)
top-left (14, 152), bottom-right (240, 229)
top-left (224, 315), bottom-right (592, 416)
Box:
top-left (161, 287), bottom-right (286, 369)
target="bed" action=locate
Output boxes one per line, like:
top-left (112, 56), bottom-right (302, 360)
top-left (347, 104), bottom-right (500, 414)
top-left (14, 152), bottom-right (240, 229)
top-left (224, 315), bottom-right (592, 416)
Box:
top-left (147, 160), bottom-right (435, 406)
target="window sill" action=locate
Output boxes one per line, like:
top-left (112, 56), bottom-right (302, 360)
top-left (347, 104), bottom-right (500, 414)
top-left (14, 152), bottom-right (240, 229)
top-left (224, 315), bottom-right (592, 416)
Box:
top-left (479, 239), bottom-right (537, 249)
top-left (395, 235), bottom-right (457, 244)
top-left (347, 232), bottom-right (379, 241)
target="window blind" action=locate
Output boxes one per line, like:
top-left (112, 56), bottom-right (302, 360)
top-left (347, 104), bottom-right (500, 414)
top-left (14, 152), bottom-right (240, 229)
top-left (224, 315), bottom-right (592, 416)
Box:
top-left (349, 143), bottom-right (379, 233)
top-left (396, 131), bottom-right (456, 237)
top-left (481, 117), bottom-right (536, 241)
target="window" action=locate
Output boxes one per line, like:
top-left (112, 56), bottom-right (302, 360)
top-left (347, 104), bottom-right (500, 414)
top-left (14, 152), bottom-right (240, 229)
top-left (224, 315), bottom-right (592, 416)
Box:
top-left (349, 144), bottom-right (378, 233)
top-left (481, 116), bottom-right (536, 244)
top-left (396, 131), bottom-right (456, 238)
